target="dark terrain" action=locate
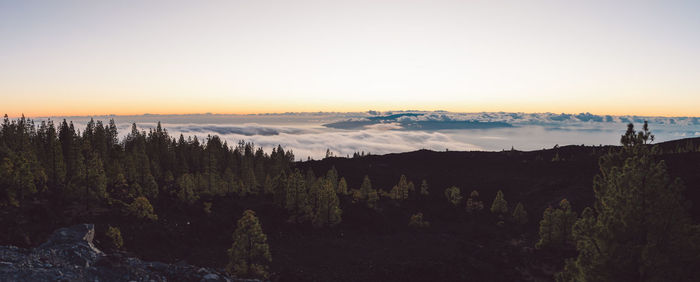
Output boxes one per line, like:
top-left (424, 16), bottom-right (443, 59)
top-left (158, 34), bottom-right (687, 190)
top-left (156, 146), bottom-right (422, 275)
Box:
top-left (3, 137), bottom-right (700, 281)
top-left (0, 224), bottom-right (235, 281)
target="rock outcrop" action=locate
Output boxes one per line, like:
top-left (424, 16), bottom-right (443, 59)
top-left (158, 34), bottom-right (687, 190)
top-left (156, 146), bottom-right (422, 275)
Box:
top-left (0, 224), bottom-right (245, 282)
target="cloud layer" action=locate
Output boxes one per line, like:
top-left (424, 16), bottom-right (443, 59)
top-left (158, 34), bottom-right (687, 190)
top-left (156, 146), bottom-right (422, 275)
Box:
top-left (52, 111), bottom-right (700, 160)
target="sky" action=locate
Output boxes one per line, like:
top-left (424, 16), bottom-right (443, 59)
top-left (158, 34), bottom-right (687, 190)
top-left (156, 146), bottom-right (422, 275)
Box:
top-left (1, 0), bottom-right (700, 117)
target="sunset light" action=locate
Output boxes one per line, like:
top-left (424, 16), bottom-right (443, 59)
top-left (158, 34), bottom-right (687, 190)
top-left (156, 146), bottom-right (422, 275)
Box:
top-left (2, 1), bottom-right (699, 117)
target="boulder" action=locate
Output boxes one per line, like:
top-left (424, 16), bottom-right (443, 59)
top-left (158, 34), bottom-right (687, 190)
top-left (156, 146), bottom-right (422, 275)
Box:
top-left (0, 224), bottom-right (254, 282)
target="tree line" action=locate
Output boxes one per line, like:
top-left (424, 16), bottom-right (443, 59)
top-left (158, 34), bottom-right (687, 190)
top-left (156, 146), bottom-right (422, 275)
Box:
top-left (0, 115), bottom-right (295, 216)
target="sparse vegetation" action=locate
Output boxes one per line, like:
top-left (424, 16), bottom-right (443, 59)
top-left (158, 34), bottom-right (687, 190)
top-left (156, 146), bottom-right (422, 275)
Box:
top-left (409, 212), bottom-right (430, 228)
top-left (444, 186), bottom-right (462, 205)
top-left (105, 226), bottom-right (123, 250)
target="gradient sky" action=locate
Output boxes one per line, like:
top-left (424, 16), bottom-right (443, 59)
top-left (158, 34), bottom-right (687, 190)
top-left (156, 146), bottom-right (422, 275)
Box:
top-left (1, 0), bottom-right (699, 117)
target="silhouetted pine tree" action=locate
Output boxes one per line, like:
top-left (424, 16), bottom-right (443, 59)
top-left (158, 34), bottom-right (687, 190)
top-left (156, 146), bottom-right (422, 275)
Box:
top-left (512, 202), bottom-right (528, 225)
top-left (490, 190), bottom-right (508, 216)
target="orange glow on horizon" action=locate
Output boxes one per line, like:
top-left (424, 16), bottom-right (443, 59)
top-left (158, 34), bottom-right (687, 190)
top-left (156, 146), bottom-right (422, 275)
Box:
top-left (6, 100), bottom-right (700, 119)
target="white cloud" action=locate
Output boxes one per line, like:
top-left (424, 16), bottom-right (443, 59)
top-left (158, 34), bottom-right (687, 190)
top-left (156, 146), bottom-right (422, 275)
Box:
top-left (47, 111), bottom-right (700, 160)
top-left (163, 125), bottom-right (480, 160)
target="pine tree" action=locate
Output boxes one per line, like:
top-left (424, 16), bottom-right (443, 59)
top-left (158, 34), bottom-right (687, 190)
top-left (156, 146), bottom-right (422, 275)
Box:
top-left (536, 199), bottom-right (577, 249)
top-left (124, 123), bottom-right (152, 189)
top-left (285, 169), bottom-right (306, 213)
top-left (66, 149), bottom-right (86, 200)
top-left (313, 178), bottom-right (342, 227)
top-left (304, 168), bottom-right (316, 191)
top-left (85, 152), bottom-right (107, 212)
top-left (0, 157), bottom-right (19, 207)
top-left (444, 186), bottom-right (462, 206)
top-left (176, 173), bottom-right (198, 204)
top-left (273, 171), bottom-right (287, 207)
top-left (556, 199), bottom-right (577, 246)
top-left (227, 210), bottom-right (271, 279)
top-left (111, 173), bottom-right (130, 202)
top-left (253, 147), bottom-right (266, 187)
top-left (512, 202), bottom-right (528, 225)
top-left (262, 174), bottom-right (275, 195)
top-left (128, 196), bottom-right (158, 221)
top-left (304, 178), bottom-right (320, 219)
top-left (204, 135), bottom-right (221, 195)
top-left (326, 166), bottom-right (339, 192)
top-left (557, 122), bottom-right (700, 281)
top-left (40, 120), bottom-right (66, 198)
top-left (398, 174), bottom-right (410, 200)
top-left (143, 173), bottom-right (158, 199)
top-left (243, 167), bottom-right (257, 195)
top-left (223, 168), bottom-right (237, 195)
top-left (366, 189), bottom-right (379, 209)
top-left (105, 226), bottom-right (123, 250)
top-left (389, 185), bottom-right (401, 200)
top-left (359, 175), bottom-right (373, 200)
top-left (389, 174), bottom-right (411, 201)
top-left (536, 207), bottom-right (556, 249)
top-left (490, 190), bottom-right (508, 215)
top-left (20, 152), bottom-right (45, 207)
top-left (59, 120), bottom-right (81, 192)
top-left (337, 177), bottom-right (348, 195)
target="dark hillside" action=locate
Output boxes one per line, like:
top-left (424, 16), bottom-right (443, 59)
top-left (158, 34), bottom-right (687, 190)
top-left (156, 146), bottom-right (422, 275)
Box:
top-left (299, 139), bottom-right (700, 220)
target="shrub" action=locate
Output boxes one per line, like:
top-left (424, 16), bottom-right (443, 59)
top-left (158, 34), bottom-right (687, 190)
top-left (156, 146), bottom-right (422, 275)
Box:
top-left (409, 212), bottom-right (430, 228)
top-left (105, 226), bottom-right (123, 250)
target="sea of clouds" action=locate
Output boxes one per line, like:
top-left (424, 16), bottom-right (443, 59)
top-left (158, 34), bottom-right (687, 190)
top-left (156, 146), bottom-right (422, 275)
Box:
top-left (41, 111), bottom-right (700, 160)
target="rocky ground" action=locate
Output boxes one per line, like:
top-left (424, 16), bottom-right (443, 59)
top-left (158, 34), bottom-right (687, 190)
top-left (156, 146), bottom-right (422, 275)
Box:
top-left (0, 224), bottom-right (250, 282)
